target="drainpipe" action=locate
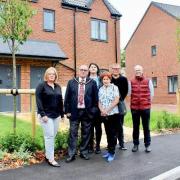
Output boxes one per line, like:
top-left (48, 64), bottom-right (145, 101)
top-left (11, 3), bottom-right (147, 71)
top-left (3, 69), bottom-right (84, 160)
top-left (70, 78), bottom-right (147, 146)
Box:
top-left (114, 18), bottom-right (118, 63)
top-left (73, 8), bottom-right (77, 77)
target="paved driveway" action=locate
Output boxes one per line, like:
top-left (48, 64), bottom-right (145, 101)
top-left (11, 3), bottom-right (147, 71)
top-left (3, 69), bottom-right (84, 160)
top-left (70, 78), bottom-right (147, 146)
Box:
top-left (0, 133), bottom-right (180, 180)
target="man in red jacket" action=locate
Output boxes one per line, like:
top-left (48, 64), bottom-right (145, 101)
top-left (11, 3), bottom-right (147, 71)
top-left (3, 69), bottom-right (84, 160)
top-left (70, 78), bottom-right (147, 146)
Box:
top-left (129, 65), bottom-right (154, 153)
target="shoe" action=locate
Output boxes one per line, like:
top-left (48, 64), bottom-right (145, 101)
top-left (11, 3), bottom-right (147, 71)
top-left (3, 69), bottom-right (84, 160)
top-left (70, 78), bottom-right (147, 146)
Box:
top-left (66, 155), bottom-right (76, 163)
top-left (132, 145), bottom-right (138, 152)
top-left (145, 146), bottom-right (151, 153)
top-left (48, 160), bottom-right (61, 167)
top-left (107, 153), bottom-right (115, 162)
top-left (119, 145), bottom-right (127, 151)
top-left (95, 146), bottom-right (101, 154)
top-left (44, 157), bottom-right (48, 162)
top-left (88, 149), bottom-right (94, 154)
top-left (102, 152), bottom-right (110, 158)
top-left (80, 154), bottom-right (90, 160)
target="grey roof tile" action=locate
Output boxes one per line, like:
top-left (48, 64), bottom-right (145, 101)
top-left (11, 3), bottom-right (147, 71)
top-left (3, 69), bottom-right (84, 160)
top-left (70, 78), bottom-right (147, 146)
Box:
top-left (152, 1), bottom-right (180, 19)
top-left (0, 38), bottom-right (67, 60)
top-left (62, 0), bottom-right (121, 17)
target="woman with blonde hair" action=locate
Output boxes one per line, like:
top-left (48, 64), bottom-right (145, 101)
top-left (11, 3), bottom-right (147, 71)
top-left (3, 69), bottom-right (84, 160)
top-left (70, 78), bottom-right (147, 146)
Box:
top-left (36, 67), bottom-right (64, 167)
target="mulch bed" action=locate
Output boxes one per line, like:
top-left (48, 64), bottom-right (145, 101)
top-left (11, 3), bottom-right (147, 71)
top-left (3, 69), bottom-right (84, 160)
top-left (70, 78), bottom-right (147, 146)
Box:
top-left (0, 150), bottom-right (67, 171)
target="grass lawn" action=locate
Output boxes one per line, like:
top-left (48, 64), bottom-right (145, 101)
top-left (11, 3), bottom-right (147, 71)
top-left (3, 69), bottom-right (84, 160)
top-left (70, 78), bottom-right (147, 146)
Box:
top-left (0, 114), bottom-right (43, 141)
top-left (124, 110), bottom-right (180, 131)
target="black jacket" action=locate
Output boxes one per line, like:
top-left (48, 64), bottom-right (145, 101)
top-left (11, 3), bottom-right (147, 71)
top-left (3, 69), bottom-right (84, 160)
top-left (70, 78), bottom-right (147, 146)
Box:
top-left (111, 75), bottom-right (128, 100)
top-left (36, 81), bottom-right (64, 118)
top-left (64, 77), bottom-right (98, 120)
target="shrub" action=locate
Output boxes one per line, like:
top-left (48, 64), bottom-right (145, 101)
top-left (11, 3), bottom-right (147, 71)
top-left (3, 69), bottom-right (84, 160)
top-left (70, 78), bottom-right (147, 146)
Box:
top-left (156, 120), bottom-right (163, 131)
top-left (11, 143), bottom-right (32, 162)
top-left (55, 130), bottom-right (69, 151)
top-left (0, 133), bottom-right (40, 153)
top-left (0, 149), bottom-right (7, 160)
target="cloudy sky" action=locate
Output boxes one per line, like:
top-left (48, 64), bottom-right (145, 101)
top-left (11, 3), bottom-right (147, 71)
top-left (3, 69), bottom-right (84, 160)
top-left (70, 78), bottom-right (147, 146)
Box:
top-left (108, 0), bottom-right (180, 49)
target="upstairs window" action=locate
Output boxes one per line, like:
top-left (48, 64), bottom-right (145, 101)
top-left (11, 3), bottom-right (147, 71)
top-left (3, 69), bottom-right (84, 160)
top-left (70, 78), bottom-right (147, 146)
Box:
top-left (168, 76), bottom-right (178, 94)
top-left (91, 18), bottom-right (107, 41)
top-left (43, 9), bottom-right (55, 32)
top-left (151, 45), bottom-right (157, 56)
top-left (152, 77), bottom-right (157, 88)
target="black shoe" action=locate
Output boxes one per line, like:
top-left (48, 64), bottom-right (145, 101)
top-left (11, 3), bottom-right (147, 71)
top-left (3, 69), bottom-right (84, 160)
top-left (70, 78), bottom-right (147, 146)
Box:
top-left (80, 154), bottom-right (90, 160)
top-left (145, 146), bottom-right (151, 153)
top-left (119, 145), bottom-right (127, 151)
top-left (88, 149), bottom-right (94, 154)
top-left (95, 147), bottom-right (101, 154)
top-left (44, 157), bottom-right (48, 162)
top-left (66, 156), bottom-right (76, 163)
top-left (132, 145), bottom-right (138, 152)
top-left (48, 160), bottom-right (61, 167)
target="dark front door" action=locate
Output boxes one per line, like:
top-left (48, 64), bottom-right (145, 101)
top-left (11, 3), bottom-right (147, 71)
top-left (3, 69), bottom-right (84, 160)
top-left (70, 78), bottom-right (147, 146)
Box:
top-left (30, 66), bottom-right (46, 88)
top-left (0, 65), bottom-right (21, 112)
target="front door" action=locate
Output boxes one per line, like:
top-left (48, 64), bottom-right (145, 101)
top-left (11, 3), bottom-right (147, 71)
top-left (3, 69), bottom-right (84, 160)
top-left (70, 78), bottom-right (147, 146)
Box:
top-left (0, 65), bottom-right (21, 112)
top-left (30, 66), bottom-right (46, 88)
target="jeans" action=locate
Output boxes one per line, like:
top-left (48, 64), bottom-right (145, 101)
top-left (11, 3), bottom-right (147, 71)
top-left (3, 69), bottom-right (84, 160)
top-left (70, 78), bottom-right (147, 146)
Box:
top-left (131, 109), bottom-right (151, 147)
top-left (39, 115), bottom-right (60, 161)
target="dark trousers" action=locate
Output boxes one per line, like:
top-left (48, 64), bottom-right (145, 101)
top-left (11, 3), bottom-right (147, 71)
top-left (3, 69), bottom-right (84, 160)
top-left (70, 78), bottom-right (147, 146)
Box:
top-left (68, 109), bottom-right (91, 156)
top-left (117, 114), bottom-right (125, 147)
top-left (131, 109), bottom-right (151, 147)
top-left (102, 114), bottom-right (120, 154)
top-left (89, 116), bottom-right (102, 149)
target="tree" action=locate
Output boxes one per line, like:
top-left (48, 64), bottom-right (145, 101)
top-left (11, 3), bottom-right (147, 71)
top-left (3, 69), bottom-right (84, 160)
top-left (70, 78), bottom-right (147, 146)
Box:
top-left (0, 0), bottom-right (35, 134)
top-left (121, 49), bottom-right (126, 67)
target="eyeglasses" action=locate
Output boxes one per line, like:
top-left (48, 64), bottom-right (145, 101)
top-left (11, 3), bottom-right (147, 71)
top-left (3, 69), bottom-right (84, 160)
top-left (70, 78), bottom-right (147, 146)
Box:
top-left (48, 73), bottom-right (56, 75)
top-left (80, 69), bottom-right (88, 72)
top-left (112, 68), bottom-right (120, 70)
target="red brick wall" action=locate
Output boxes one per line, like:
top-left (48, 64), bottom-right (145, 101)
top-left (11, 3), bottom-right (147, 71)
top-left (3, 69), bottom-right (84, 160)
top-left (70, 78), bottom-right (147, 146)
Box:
top-left (0, 0), bottom-right (120, 112)
top-left (126, 4), bottom-right (179, 104)
top-left (29, 0), bottom-right (120, 84)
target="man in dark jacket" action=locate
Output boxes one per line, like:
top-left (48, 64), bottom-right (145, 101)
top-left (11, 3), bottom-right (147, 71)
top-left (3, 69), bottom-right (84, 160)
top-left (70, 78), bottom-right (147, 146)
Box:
top-left (64, 65), bottom-right (98, 162)
top-left (111, 63), bottom-right (128, 150)
top-left (129, 65), bottom-right (154, 153)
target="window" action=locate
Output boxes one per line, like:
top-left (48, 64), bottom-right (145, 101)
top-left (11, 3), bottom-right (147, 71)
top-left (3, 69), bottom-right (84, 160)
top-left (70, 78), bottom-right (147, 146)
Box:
top-left (151, 45), bottom-right (157, 56)
top-left (168, 76), bottom-right (178, 93)
top-left (43, 9), bottom-right (55, 32)
top-left (152, 77), bottom-right (157, 88)
top-left (91, 19), bottom-right (107, 41)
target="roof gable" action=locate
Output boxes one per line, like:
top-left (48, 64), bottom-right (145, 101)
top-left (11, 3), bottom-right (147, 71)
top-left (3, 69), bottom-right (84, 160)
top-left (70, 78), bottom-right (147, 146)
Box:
top-left (152, 1), bottom-right (180, 19)
top-left (62, 0), bottom-right (121, 17)
top-left (125, 1), bottom-right (180, 49)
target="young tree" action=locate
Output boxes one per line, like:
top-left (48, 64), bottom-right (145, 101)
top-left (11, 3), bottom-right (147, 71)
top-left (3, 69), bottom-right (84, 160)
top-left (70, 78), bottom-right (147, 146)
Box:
top-left (121, 49), bottom-right (126, 67)
top-left (0, 0), bottom-right (35, 133)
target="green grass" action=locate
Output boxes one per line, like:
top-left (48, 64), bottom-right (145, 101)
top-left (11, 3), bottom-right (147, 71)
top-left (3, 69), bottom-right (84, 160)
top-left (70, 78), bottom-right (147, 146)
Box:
top-left (124, 110), bottom-right (180, 132)
top-left (0, 114), bottom-right (43, 144)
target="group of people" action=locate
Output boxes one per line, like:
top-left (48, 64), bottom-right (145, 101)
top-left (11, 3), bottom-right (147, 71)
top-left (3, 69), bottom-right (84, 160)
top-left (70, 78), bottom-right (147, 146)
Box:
top-left (36, 63), bottom-right (154, 167)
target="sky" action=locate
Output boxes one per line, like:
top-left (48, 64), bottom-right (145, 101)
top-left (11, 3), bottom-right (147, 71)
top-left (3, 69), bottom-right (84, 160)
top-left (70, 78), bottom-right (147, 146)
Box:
top-left (108, 0), bottom-right (180, 49)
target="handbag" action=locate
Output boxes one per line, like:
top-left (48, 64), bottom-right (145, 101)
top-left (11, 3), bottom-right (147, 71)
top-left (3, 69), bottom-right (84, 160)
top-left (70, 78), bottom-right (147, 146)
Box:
top-left (112, 85), bottom-right (127, 116)
top-left (118, 100), bottom-right (127, 116)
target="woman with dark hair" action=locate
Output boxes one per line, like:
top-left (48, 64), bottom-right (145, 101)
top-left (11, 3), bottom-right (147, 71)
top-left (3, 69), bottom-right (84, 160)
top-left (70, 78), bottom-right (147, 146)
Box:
top-left (88, 63), bottom-right (102, 154)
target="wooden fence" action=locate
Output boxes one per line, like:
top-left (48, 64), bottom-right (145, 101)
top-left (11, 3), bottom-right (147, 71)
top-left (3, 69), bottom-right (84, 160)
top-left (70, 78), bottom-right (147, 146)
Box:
top-left (0, 89), bottom-right (36, 138)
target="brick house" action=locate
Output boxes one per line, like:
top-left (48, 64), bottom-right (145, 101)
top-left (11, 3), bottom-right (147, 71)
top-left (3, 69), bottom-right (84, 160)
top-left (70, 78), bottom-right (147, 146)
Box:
top-left (125, 1), bottom-right (180, 104)
top-left (0, 0), bottom-right (121, 112)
